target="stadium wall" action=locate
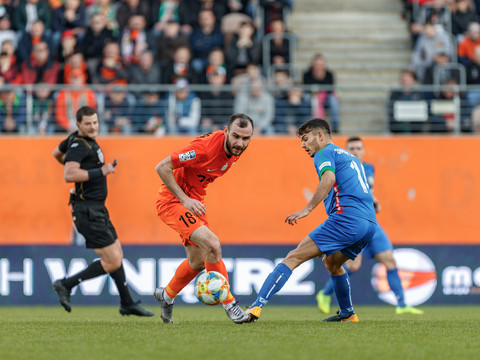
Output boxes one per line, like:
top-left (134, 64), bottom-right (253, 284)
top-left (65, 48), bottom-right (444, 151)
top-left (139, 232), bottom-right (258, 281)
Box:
top-left (1, 136), bottom-right (479, 245)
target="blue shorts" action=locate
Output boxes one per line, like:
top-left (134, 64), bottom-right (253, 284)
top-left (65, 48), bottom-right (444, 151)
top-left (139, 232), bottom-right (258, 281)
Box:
top-left (308, 214), bottom-right (377, 260)
top-left (362, 225), bottom-right (393, 259)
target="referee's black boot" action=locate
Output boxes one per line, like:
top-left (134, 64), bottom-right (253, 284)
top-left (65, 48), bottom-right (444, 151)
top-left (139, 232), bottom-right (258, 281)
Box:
top-left (53, 280), bottom-right (72, 313)
top-left (119, 301), bottom-right (154, 317)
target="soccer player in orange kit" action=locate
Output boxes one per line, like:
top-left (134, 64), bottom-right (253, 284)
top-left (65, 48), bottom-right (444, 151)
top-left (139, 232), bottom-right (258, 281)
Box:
top-left (153, 113), bottom-right (254, 324)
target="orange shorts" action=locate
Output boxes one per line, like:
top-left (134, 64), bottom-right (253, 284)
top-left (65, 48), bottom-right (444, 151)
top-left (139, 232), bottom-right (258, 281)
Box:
top-left (156, 201), bottom-right (208, 246)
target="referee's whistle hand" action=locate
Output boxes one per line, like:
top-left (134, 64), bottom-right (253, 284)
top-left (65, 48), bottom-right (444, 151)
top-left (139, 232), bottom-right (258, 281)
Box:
top-left (101, 163), bottom-right (116, 176)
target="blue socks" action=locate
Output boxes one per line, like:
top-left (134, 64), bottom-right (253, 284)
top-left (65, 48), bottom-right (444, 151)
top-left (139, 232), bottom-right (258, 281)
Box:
top-left (331, 272), bottom-right (354, 317)
top-left (322, 265), bottom-right (352, 296)
top-left (324, 267), bottom-right (406, 310)
top-left (251, 263), bottom-right (292, 308)
top-left (387, 268), bottom-right (405, 307)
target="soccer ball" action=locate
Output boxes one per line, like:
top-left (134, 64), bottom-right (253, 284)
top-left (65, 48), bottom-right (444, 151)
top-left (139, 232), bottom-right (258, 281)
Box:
top-left (194, 271), bottom-right (229, 306)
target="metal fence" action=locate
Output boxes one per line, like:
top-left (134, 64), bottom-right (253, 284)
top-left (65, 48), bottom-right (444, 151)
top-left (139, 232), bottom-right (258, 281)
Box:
top-left (0, 83), bottom-right (479, 136)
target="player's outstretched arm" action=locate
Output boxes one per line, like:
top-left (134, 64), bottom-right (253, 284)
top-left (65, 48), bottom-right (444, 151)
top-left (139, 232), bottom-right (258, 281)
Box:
top-left (285, 170), bottom-right (335, 225)
top-left (155, 156), bottom-right (206, 217)
top-left (52, 146), bottom-right (66, 165)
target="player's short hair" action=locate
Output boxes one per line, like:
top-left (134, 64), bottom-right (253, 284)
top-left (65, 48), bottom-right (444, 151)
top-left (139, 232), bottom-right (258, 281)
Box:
top-left (297, 118), bottom-right (331, 137)
top-left (347, 136), bottom-right (363, 144)
top-left (228, 113), bottom-right (254, 131)
top-left (76, 106), bottom-right (97, 123)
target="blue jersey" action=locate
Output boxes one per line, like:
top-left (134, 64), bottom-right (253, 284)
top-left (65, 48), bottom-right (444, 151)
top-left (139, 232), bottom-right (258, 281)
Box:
top-left (363, 162), bottom-right (375, 189)
top-left (313, 143), bottom-right (376, 222)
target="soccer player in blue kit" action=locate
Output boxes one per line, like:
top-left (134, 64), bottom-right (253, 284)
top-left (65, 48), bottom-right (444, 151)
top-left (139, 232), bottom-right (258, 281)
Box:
top-left (244, 118), bottom-right (377, 323)
top-left (316, 136), bottom-right (424, 315)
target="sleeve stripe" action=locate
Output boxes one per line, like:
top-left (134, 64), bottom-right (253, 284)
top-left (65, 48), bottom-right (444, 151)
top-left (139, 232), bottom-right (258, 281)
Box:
top-left (319, 166), bottom-right (335, 176)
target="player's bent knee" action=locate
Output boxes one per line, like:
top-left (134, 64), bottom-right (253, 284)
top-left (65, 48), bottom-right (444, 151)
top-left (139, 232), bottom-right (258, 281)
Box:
top-left (383, 258), bottom-right (397, 270)
top-left (102, 257), bottom-right (123, 273)
top-left (323, 258), bottom-right (343, 275)
top-left (111, 251), bottom-right (123, 267)
top-left (204, 248), bottom-right (222, 262)
top-left (204, 237), bottom-right (222, 257)
top-left (376, 251), bottom-right (397, 270)
top-left (101, 263), bottom-right (114, 273)
top-left (189, 259), bottom-right (205, 271)
top-left (322, 255), bottom-right (328, 266)
top-left (322, 261), bottom-right (334, 274)
top-left (114, 258), bottom-right (123, 270)
top-left (347, 263), bottom-right (361, 273)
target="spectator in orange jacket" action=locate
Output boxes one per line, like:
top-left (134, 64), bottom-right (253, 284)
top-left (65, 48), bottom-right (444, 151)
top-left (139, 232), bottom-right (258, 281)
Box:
top-left (458, 21), bottom-right (480, 65)
top-left (55, 68), bottom-right (96, 132)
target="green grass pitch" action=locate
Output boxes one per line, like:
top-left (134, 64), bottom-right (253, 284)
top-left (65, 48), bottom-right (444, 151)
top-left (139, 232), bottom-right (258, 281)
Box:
top-left (1, 305), bottom-right (479, 360)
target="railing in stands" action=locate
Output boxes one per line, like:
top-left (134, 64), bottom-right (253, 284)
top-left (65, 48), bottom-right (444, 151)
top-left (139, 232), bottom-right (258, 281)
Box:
top-left (0, 83), bottom-right (478, 135)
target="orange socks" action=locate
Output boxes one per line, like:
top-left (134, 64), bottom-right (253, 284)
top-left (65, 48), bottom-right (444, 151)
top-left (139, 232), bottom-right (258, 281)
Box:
top-left (165, 259), bottom-right (201, 299)
top-left (205, 259), bottom-right (235, 305)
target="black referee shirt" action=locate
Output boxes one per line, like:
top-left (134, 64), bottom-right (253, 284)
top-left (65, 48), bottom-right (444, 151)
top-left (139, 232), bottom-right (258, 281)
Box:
top-left (60, 132), bottom-right (107, 202)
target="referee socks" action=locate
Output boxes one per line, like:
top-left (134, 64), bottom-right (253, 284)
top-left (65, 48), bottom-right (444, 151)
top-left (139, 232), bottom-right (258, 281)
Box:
top-left (62, 260), bottom-right (106, 291)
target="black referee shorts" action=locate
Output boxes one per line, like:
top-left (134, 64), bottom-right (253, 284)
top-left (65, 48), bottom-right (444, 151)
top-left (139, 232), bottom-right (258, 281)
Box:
top-left (72, 202), bottom-right (118, 249)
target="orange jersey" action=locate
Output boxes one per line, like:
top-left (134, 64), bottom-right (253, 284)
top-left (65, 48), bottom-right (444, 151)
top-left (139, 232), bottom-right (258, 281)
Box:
top-left (156, 131), bottom-right (241, 206)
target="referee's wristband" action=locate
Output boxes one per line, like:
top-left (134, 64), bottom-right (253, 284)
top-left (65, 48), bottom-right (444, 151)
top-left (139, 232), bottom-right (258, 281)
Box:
top-left (88, 168), bottom-right (104, 180)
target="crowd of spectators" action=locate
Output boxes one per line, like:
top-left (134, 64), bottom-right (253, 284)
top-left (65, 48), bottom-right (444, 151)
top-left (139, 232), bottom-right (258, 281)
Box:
top-left (4, 1), bottom-right (480, 135)
top-left (394, 0), bottom-right (480, 133)
top-left (0, 0), bottom-right (341, 136)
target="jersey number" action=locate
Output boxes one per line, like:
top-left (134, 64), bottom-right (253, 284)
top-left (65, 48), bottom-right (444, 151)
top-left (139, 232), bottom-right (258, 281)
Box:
top-left (350, 161), bottom-right (369, 193)
top-left (179, 212), bottom-right (197, 227)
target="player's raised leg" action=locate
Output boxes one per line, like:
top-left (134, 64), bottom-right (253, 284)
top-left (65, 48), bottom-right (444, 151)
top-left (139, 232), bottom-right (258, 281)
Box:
top-left (246, 236), bottom-right (321, 322)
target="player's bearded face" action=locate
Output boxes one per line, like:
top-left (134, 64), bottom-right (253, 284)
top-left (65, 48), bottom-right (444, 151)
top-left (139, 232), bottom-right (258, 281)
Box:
top-left (77, 114), bottom-right (99, 139)
top-left (225, 124), bottom-right (252, 156)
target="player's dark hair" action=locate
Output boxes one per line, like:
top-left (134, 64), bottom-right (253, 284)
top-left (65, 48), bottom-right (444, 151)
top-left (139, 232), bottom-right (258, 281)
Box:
top-left (228, 113), bottom-right (254, 131)
top-left (297, 118), bottom-right (331, 137)
top-left (76, 106), bottom-right (97, 123)
top-left (347, 136), bottom-right (363, 144)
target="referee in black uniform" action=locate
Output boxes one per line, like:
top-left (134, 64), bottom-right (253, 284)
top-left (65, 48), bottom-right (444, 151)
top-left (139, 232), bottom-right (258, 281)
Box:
top-left (52, 106), bottom-right (153, 317)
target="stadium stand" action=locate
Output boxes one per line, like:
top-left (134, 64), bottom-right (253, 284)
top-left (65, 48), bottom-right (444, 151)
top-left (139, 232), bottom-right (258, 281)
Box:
top-left (0, 0), bottom-right (479, 135)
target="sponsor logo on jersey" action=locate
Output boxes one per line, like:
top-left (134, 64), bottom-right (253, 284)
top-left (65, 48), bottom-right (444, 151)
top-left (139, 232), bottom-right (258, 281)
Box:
top-left (371, 248), bottom-right (437, 306)
top-left (71, 143), bottom-right (79, 148)
top-left (221, 163), bottom-right (228, 171)
top-left (179, 150), bottom-right (196, 162)
top-left (318, 161), bottom-right (331, 172)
